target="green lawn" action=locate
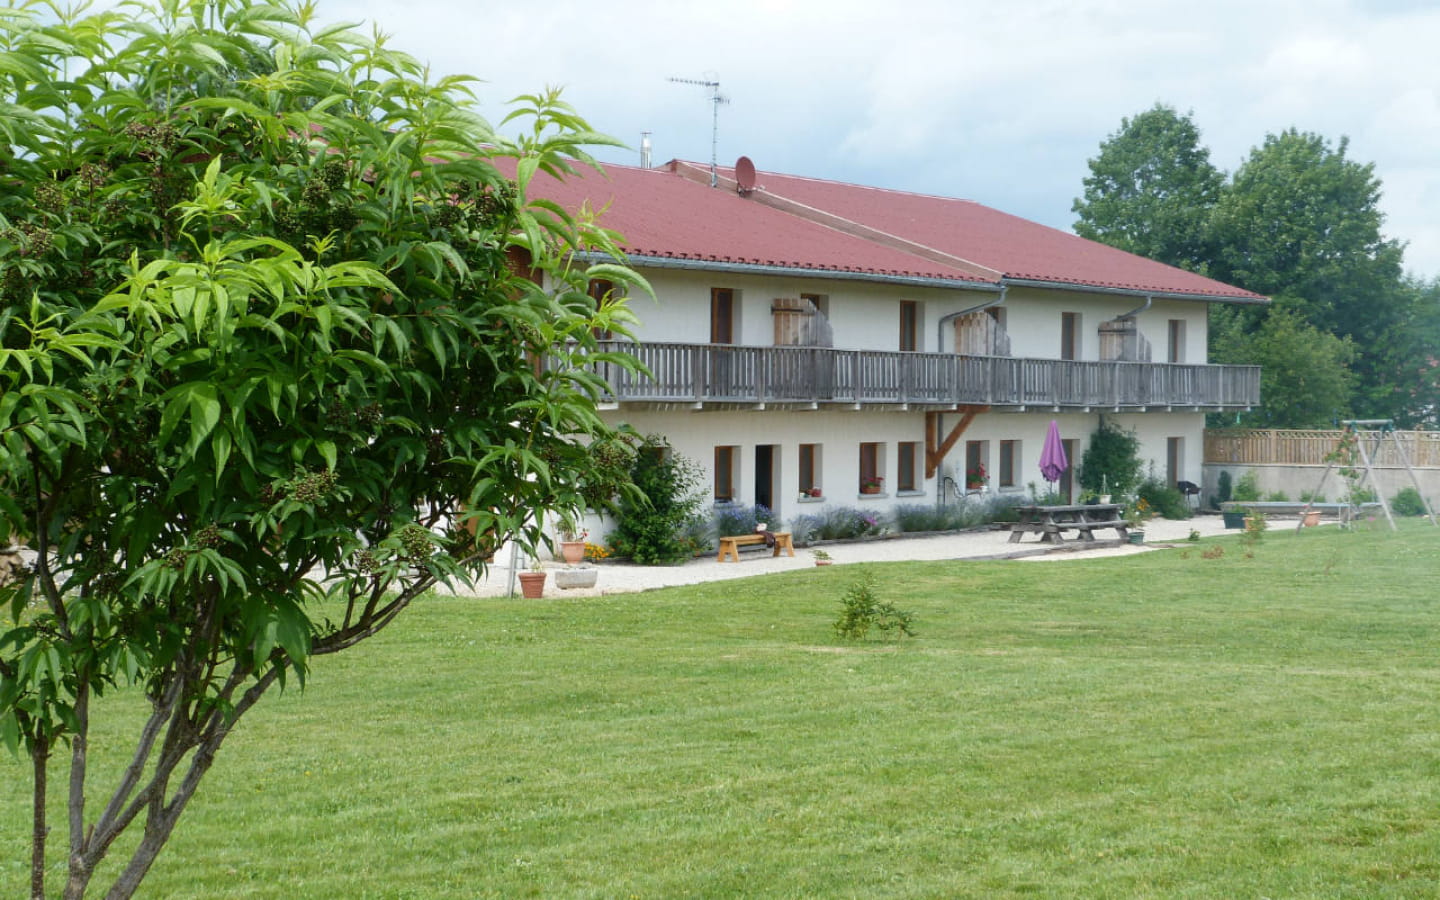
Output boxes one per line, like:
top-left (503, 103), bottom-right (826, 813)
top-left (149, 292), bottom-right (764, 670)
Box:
top-left (5, 523), bottom-right (1440, 898)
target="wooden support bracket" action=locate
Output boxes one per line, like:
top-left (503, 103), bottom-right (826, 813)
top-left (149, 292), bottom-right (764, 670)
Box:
top-left (925, 405), bottom-right (988, 479)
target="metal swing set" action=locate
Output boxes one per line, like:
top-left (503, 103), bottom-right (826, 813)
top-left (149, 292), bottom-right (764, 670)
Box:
top-left (1297, 419), bottom-right (1439, 532)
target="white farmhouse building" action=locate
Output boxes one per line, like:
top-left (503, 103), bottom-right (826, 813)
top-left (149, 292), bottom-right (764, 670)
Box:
top-left (532, 157), bottom-right (1265, 527)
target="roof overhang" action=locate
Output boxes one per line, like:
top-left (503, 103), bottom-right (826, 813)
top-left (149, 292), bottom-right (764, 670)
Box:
top-left (1000, 277), bottom-right (1270, 305)
top-left (575, 251), bottom-right (1004, 292)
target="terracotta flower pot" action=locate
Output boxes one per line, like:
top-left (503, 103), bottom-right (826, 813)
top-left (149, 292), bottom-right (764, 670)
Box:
top-left (1302, 509), bottom-right (1321, 527)
top-left (559, 540), bottom-right (585, 564)
top-left (518, 571), bottom-right (546, 599)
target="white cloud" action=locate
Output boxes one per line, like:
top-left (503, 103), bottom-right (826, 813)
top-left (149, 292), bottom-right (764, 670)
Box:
top-left (78, 0), bottom-right (1440, 278)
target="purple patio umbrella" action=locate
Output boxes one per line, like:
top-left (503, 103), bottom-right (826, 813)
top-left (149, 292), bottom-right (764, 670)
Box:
top-left (1039, 419), bottom-right (1068, 483)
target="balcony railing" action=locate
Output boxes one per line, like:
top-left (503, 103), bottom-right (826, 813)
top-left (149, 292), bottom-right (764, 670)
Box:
top-left (592, 341), bottom-right (1260, 410)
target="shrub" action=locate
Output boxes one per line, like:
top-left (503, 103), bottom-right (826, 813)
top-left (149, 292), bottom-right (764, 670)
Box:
top-left (1079, 421), bottom-right (1144, 497)
top-left (714, 504), bottom-right (780, 537)
top-left (833, 571), bottom-right (915, 640)
top-left (1391, 487), bottom-right (1429, 517)
top-left (609, 438), bottom-right (708, 564)
top-left (1211, 470), bottom-right (1233, 510)
top-left (1264, 490), bottom-right (1290, 502)
top-left (1232, 471), bottom-right (1262, 502)
top-left (1299, 490), bottom-right (1327, 503)
top-left (794, 506), bottom-right (885, 542)
top-left (891, 504), bottom-right (970, 533)
top-left (1136, 479), bottom-right (1191, 520)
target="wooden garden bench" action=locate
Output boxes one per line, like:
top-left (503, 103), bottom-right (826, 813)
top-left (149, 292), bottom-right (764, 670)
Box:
top-left (717, 531), bottom-right (795, 562)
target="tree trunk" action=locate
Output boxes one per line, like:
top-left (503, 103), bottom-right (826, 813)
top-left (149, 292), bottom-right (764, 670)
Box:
top-left (32, 735), bottom-right (49, 900)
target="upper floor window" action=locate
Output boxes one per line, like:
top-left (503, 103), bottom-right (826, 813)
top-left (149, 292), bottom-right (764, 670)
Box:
top-left (711, 288), bottom-right (737, 345)
top-left (589, 279), bottom-right (615, 340)
top-left (1061, 312), bottom-right (1081, 361)
top-left (899, 300), bottom-right (920, 352)
top-left (1168, 319), bottom-right (1186, 364)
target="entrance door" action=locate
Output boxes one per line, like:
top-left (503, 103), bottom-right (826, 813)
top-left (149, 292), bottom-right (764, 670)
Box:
top-left (755, 445), bottom-right (776, 512)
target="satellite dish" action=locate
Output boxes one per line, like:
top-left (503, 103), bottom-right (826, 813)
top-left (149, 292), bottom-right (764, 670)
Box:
top-left (735, 156), bottom-right (756, 193)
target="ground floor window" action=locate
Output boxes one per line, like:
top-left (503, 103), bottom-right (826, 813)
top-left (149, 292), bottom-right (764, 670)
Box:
top-left (897, 441), bottom-right (919, 492)
top-left (714, 445), bottom-right (738, 502)
top-left (859, 442), bottom-right (885, 493)
top-left (1167, 437), bottom-right (1184, 486)
top-left (999, 440), bottom-right (1018, 488)
top-left (965, 440), bottom-right (989, 490)
top-left (799, 443), bottom-right (821, 496)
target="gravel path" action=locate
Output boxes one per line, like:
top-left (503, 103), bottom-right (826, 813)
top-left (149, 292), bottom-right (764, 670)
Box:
top-left (452, 513), bottom-right (1246, 599)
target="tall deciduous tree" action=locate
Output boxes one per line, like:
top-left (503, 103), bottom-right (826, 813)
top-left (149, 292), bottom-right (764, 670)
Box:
top-left (1211, 308), bottom-right (1356, 428)
top-left (0, 2), bottom-right (645, 897)
top-left (1072, 104), bottom-right (1223, 272)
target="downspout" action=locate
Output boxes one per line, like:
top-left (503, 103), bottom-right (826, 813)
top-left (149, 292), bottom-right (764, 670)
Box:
top-left (1119, 294), bottom-right (1153, 319)
top-left (936, 286), bottom-right (1008, 353)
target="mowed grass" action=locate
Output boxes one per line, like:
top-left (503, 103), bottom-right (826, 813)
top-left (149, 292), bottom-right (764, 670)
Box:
top-left (5, 523), bottom-right (1440, 898)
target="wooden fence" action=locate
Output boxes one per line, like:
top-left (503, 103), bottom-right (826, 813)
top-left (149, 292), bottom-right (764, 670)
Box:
top-left (1205, 429), bottom-right (1440, 468)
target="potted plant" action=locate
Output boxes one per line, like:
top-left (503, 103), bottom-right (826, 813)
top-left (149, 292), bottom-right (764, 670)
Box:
top-left (556, 514), bottom-right (587, 564)
top-left (812, 549), bottom-right (833, 566)
top-left (518, 557), bottom-right (547, 598)
top-left (1125, 497), bottom-right (1151, 544)
top-left (965, 464), bottom-right (987, 491)
top-left (860, 475), bottom-right (884, 495)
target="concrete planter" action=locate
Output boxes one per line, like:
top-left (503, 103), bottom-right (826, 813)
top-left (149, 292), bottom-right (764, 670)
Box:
top-left (554, 566), bottom-right (598, 590)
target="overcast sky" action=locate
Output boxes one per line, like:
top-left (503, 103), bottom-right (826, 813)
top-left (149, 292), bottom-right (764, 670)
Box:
top-left (340, 0), bottom-right (1440, 280)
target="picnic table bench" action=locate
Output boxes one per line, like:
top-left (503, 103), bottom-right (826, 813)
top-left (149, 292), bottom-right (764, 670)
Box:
top-left (1008, 504), bottom-right (1129, 544)
top-left (717, 531), bottom-right (795, 562)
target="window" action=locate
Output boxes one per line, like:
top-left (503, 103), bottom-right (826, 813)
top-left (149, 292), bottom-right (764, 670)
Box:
top-left (711, 288), bottom-right (736, 344)
top-left (897, 442), bottom-right (919, 492)
top-left (859, 442), bottom-right (884, 493)
top-left (799, 443), bottom-right (821, 495)
top-left (899, 300), bottom-right (919, 352)
top-left (965, 440), bottom-right (989, 489)
top-left (589, 279), bottom-right (615, 340)
top-left (1061, 312), bottom-right (1081, 360)
top-left (714, 445), bottom-right (738, 501)
top-left (999, 440), bottom-right (1018, 488)
top-left (1168, 319), bottom-right (1186, 364)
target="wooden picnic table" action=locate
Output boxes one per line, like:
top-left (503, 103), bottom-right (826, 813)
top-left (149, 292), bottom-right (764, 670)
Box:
top-left (1008, 504), bottom-right (1129, 544)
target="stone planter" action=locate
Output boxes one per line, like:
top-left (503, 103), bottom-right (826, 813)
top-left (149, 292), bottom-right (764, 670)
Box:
top-left (554, 566), bottom-right (598, 589)
top-left (517, 571), bottom-right (547, 599)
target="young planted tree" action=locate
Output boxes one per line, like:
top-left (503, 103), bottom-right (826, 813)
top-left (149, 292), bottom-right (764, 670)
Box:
top-left (0, 1), bottom-right (645, 896)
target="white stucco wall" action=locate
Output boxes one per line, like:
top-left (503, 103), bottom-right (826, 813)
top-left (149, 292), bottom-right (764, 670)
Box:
top-left (622, 268), bottom-right (1211, 364)
top-left (601, 407), bottom-right (1205, 530)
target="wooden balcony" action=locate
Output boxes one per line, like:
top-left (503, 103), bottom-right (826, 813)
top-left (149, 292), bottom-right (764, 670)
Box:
top-left (591, 341), bottom-right (1260, 410)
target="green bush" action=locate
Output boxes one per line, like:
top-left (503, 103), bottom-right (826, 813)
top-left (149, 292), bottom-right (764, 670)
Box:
top-left (833, 571), bottom-right (915, 640)
top-left (1079, 422), bottom-right (1143, 497)
top-left (1264, 490), bottom-right (1290, 502)
top-left (1232, 471), bottom-right (1262, 502)
top-left (1391, 487), bottom-right (1429, 517)
top-left (609, 438), bottom-right (707, 564)
top-left (1137, 479), bottom-right (1192, 520)
top-left (890, 504), bottom-right (952, 533)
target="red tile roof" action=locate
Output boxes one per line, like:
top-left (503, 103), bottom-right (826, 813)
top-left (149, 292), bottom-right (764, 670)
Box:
top-left (518, 161), bottom-right (991, 284)
top-left (519, 157), bottom-right (1265, 302)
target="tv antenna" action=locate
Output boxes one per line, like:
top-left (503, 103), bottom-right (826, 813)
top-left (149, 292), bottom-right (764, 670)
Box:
top-left (668, 75), bottom-right (728, 187)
